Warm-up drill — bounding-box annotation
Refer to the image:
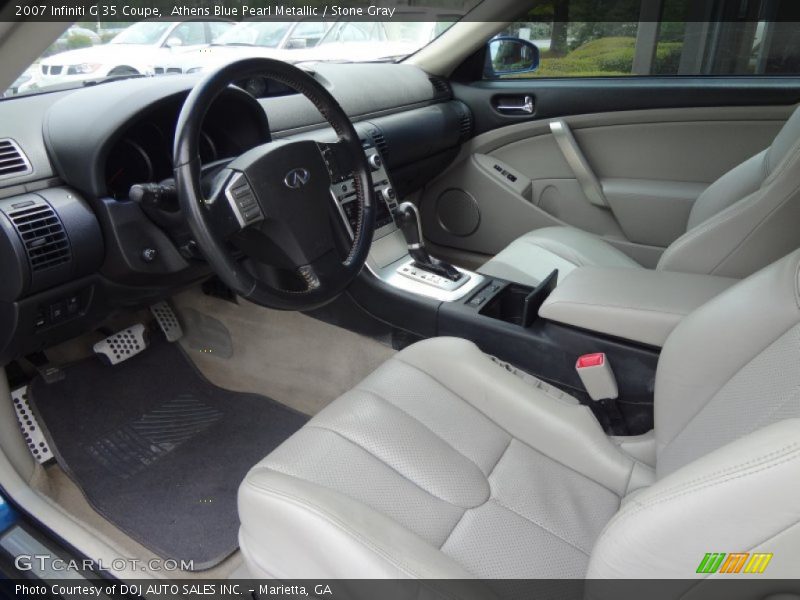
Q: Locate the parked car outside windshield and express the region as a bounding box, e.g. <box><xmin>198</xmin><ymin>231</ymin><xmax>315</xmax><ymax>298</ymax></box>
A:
<box><xmin>11</xmin><ymin>19</ymin><xmax>233</xmax><ymax>96</ymax></box>
<box><xmin>152</xmin><ymin>21</ymin><xmax>331</xmax><ymax>75</ymax></box>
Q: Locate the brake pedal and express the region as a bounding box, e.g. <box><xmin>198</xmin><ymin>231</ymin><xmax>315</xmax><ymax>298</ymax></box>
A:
<box><xmin>11</xmin><ymin>386</ymin><xmax>53</xmax><ymax>464</ymax></box>
<box><xmin>93</xmin><ymin>324</ymin><xmax>149</xmax><ymax>365</ymax></box>
<box><xmin>150</xmin><ymin>301</ymin><xmax>183</xmax><ymax>342</ymax></box>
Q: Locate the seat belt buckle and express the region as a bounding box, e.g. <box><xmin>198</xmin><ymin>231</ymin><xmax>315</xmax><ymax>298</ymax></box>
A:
<box><xmin>575</xmin><ymin>353</ymin><xmax>618</xmax><ymax>401</ymax></box>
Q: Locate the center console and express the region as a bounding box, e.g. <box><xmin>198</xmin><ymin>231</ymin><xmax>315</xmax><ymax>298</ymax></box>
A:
<box><xmin>330</xmin><ymin>144</ymin><xmax>399</xmax><ymax>241</ymax></box>
<box><xmin>537</xmin><ymin>267</ymin><xmax>738</xmax><ymax>348</ymax></box>
<box><xmin>331</xmin><ymin>142</ymin><xmax>487</xmax><ymax>302</ymax></box>
<box><xmin>330</xmin><ymin>143</ymin><xmax>734</xmax><ymax>437</ymax></box>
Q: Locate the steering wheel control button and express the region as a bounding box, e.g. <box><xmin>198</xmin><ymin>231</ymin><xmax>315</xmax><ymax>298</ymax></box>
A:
<box><xmin>225</xmin><ymin>172</ymin><xmax>263</xmax><ymax>229</ymax></box>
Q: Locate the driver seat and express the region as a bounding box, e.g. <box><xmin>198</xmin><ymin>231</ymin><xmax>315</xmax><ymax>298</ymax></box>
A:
<box><xmin>238</xmin><ymin>250</ymin><xmax>800</xmax><ymax>583</ymax></box>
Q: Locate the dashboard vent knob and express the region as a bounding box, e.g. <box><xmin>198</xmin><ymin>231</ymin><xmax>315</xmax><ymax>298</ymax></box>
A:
<box><xmin>0</xmin><ymin>138</ymin><xmax>33</xmax><ymax>181</ymax></box>
<box><xmin>7</xmin><ymin>202</ymin><xmax>71</xmax><ymax>272</ymax></box>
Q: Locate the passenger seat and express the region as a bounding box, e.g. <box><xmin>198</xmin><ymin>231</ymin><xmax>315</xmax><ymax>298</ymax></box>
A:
<box><xmin>479</xmin><ymin>105</ymin><xmax>800</xmax><ymax>286</ymax></box>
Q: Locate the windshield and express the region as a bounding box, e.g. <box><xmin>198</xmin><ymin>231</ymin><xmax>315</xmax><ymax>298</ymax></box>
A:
<box><xmin>319</xmin><ymin>21</ymin><xmax>436</xmax><ymax>45</ymax></box>
<box><xmin>215</xmin><ymin>22</ymin><xmax>291</xmax><ymax>48</ymax></box>
<box><xmin>110</xmin><ymin>21</ymin><xmax>171</xmax><ymax>45</ymax></box>
<box><xmin>2</xmin><ymin>11</ymin><xmax>466</xmax><ymax>99</ymax></box>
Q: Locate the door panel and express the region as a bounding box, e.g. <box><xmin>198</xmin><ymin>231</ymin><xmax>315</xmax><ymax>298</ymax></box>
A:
<box><xmin>420</xmin><ymin>103</ymin><xmax>793</xmax><ymax>261</ymax></box>
<box><xmin>456</xmin><ymin>78</ymin><xmax>800</xmax><ymax>136</ymax></box>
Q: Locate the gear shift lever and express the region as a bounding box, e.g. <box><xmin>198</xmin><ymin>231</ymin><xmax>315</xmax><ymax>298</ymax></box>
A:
<box><xmin>395</xmin><ymin>202</ymin><xmax>463</xmax><ymax>282</ymax></box>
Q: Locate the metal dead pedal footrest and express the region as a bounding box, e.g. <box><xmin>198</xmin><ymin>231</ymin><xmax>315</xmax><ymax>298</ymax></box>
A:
<box><xmin>150</xmin><ymin>300</ymin><xmax>183</xmax><ymax>342</ymax></box>
<box><xmin>11</xmin><ymin>386</ymin><xmax>53</xmax><ymax>464</ymax></box>
<box><xmin>93</xmin><ymin>323</ymin><xmax>149</xmax><ymax>366</ymax></box>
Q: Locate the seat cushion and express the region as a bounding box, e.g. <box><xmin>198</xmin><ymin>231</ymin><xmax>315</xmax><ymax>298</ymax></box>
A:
<box><xmin>478</xmin><ymin>226</ymin><xmax>642</xmax><ymax>287</ymax></box>
<box><xmin>238</xmin><ymin>338</ymin><xmax>637</xmax><ymax>580</ymax></box>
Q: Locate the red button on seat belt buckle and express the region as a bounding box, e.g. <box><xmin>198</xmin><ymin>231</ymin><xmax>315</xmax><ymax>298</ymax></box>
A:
<box><xmin>576</xmin><ymin>353</ymin><xmax>618</xmax><ymax>401</ymax></box>
<box><xmin>577</xmin><ymin>353</ymin><xmax>605</xmax><ymax>368</ymax></box>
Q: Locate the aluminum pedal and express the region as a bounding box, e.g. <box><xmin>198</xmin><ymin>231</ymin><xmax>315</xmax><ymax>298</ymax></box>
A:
<box><xmin>150</xmin><ymin>300</ymin><xmax>183</xmax><ymax>342</ymax></box>
<box><xmin>93</xmin><ymin>324</ymin><xmax>149</xmax><ymax>365</ymax></box>
<box><xmin>11</xmin><ymin>386</ymin><xmax>53</xmax><ymax>464</ymax></box>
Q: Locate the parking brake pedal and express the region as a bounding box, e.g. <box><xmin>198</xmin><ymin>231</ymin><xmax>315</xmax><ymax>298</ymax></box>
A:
<box><xmin>93</xmin><ymin>324</ymin><xmax>149</xmax><ymax>366</ymax></box>
<box><xmin>150</xmin><ymin>300</ymin><xmax>183</xmax><ymax>342</ymax></box>
<box><xmin>11</xmin><ymin>387</ymin><xmax>53</xmax><ymax>464</ymax></box>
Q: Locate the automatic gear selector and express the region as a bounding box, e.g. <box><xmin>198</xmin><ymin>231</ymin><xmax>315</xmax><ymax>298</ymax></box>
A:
<box><xmin>395</xmin><ymin>202</ymin><xmax>464</xmax><ymax>283</ymax></box>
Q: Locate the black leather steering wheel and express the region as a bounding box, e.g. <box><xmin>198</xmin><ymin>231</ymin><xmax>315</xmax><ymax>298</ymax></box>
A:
<box><xmin>174</xmin><ymin>58</ymin><xmax>375</xmax><ymax>310</ymax></box>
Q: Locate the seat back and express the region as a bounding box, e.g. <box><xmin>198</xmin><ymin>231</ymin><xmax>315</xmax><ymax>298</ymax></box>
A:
<box><xmin>587</xmin><ymin>249</ymin><xmax>800</xmax><ymax>581</ymax></box>
<box><xmin>656</xmin><ymin>106</ymin><xmax>800</xmax><ymax>278</ymax></box>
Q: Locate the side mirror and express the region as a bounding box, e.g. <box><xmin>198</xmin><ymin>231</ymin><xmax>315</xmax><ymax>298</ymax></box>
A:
<box><xmin>285</xmin><ymin>37</ymin><xmax>308</xmax><ymax>50</ymax></box>
<box><xmin>485</xmin><ymin>37</ymin><xmax>540</xmax><ymax>78</ymax></box>
<box><xmin>166</xmin><ymin>37</ymin><xmax>183</xmax><ymax>48</ymax></box>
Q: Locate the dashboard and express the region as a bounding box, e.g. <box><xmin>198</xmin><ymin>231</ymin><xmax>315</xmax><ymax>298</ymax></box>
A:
<box><xmin>0</xmin><ymin>62</ymin><xmax>472</xmax><ymax>364</ymax></box>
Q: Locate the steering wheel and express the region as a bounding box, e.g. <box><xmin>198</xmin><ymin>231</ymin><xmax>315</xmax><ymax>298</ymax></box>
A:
<box><xmin>173</xmin><ymin>58</ymin><xmax>376</xmax><ymax>310</ymax></box>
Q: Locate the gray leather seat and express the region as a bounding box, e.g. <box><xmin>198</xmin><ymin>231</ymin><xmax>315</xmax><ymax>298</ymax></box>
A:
<box><xmin>479</xmin><ymin>106</ymin><xmax>800</xmax><ymax>286</ymax></box>
<box><xmin>239</xmin><ymin>251</ymin><xmax>800</xmax><ymax>585</ymax></box>
<box><xmin>238</xmin><ymin>249</ymin><xmax>800</xmax><ymax>583</ymax></box>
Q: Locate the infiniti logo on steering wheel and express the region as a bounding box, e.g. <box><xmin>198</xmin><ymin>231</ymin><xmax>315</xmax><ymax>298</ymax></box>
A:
<box><xmin>284</xmin><ymin>168</ymin><xmax>311</xmax><ymax>190</ymax></box>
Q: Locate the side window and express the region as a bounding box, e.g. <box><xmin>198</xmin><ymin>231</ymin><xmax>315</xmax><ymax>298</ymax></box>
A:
<box><xmin>336</xmin><ymin>23</ymin><xmax>381</xmax><ymax>43</ymax></box>
<box><xmin>292</xmin><ymin>22</ymin><xmax>328</xmax><ymax>46</ymax></box>
<box><xmin>169</xmin><ymin>22</ymin><xmax>206</xmax><ymax>47</ymax></box>
<box><xmin>209</xmin><ymin>22</ymin><xmax>234</xmax><ymax>42</ymax></box>
<box><xmin>489</xmin><ymin>0</ymin><xmax>800</xmax><ymax>78</ymax></box>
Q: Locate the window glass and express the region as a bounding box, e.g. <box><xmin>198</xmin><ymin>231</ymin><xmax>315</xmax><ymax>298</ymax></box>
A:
<box><xmin>492</xmin><ymin>0</ymin><xmax>800</xmax><ymax>78</ymax></box>
<box><xmin>215</xmin><ymin>22</ymin><xmax>292</xmax><ymax>47</ymax></box>
<box><xmin>170</xmin><ymin>22</ymin><xmax>206</xmax><ymax>46</ymax></box>
<box><xmin>209</xmin><ymin>22</ymin><xmax>234</xmax><ymax>42</ymax></box>
<box><xmin>294</xmin><ymin>22</ymin><xmax>327</xmax><ymax>38</ymax></box>
<box><xmin>110</xmin><ymin>21</ymin><xmax>171</xmax><ymax>45</ymax></box>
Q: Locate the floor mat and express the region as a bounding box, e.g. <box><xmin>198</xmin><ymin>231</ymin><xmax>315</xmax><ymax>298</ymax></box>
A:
<box><xmin>28</xmin><ymin>337</ymin><xmax>308</xmax><ymax>570</ymax></box>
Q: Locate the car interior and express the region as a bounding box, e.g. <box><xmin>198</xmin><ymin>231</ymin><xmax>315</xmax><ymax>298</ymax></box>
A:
<box><xmin>1</xmin><ymin>0</ymin><xmax>800</xmax><ymax>593</ymax></box>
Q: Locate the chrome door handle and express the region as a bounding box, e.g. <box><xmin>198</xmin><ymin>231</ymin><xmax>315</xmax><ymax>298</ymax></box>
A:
<box><xmin>495</xmin><ymin>95</ymin><xmax>534</xmax><ymax>114</ymax></box>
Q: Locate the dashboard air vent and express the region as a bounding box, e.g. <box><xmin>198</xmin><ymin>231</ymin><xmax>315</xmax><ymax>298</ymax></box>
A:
<box><xmin>460</xmin><ymin>111</ymin><xmax>474</xmax><ymax>140</ymax></box>
<box><xmin>456</xmin><ymin>102</ymin><xmax>474</xmax><ymax>141</ymax></box>
<box><xmin>8</xmin><ymin>203</ymin><xmax>71</xmax><ymax>272</ymax></box>
<box><xmin>429</xmin><ymin>76</ymin><xmax>452</xmax><ymax>100</ymax></box>
<box><xmin>0</xmin><ymin>138</ymin><xmax>33</xmax><ymax>180</ymax></box>
<box><xmin>370</xmin><ymin>128</ymin><xmax>389</xmax><ymax>160</ymax></box>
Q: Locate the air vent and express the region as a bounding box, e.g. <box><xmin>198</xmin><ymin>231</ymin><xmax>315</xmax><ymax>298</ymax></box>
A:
<box><xmin>429</xmin><ymin>76</ymin><xmax>452</xmax><ymax>100</ymax></box>
<box><xmin>370</xmin><ymin>128</ymin><xmax>389</xmax><ymax>160</ymax></box>
<box><xmin>0</xmin><ymin>138</ymin><xmax>33</xmax><ymax>181</ymax></box>
<box><xmin>459</xmin><ymin>111</ymin><xmax>474</xmax><ymax>140</ymax></box>
<box><xmin>8</xmin><ymin>203</ymin><xmax>71</xmax><ymax>272</ymax></box>
<box><xmin>455</xmin><ymin>102</ymin><xmax>474</xmax><ymax>141</ymax></box>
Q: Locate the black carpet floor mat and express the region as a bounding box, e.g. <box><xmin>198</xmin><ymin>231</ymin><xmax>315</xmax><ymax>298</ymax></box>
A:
<box><xmin>29</xmin><ymin>338</ymin><xmax>308</xmax><ymax>570</ymax></box>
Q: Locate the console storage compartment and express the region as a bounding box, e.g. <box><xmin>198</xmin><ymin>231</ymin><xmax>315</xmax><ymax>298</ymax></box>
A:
<box><xmin>479</xmin><ymin>270</ymin><xmax>558</xmax><ymax>327</ymax></box>
<box><xmin>538</xmin><ymin>267</ymin><xmax>738</xmax><ymax>347</ymax></box>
